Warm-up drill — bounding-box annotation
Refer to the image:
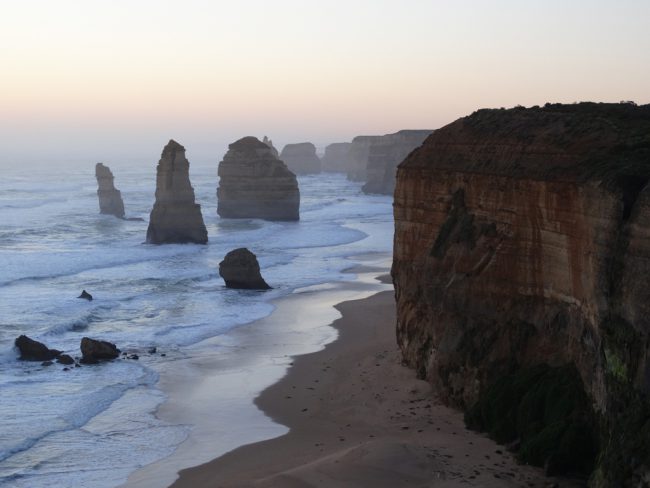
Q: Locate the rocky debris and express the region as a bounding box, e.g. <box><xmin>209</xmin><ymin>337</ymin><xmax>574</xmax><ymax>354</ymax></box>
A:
<box><xmin>15</xmin><ymin>335</ymin><xmax>61</xmax><ymax>361</ymax></box>
<box><xmin>146</xmin><ymin>140</ymin><xmax>208</xmax><ymax>244</ymax></box>
<box><xmin>262</xmin><ymin>136</ymin><xmax>279</xmax><ymax>158</ymax></box>
<box><xmin>219</xmin><ymin>248</ymin><xmax>271</xmax><ymax>290</ymax></box>
<box><xmin>392</xmin><ymin>102</ymin><xmax>650</xmax><ymax>482</ymax></box>
<box><xmin>78</xmin><ymin>290</ymin><xmax>93</xmax><ymax>301</ymax></box>
<box><xmin>56</xmin><ymin>354</ymin><xmax>75</xmax><ymax>365</ymax></box>
<box><xmin>321</xmin><ymin>143</ymin><xmax>352</xmax><ymax>173</ymax></box>
<box><xmin>279</xmin><ymin>142</ymin><xmax>321</xmax><ymax>175</ymax></box>
<box><xmin>95</xmin><ymin>163</ymin><xmax>125</xmax><ymax>218</ymax></box>
<box><xmin>80</xmin><ymin>337</ymin><xmax>120</xmax><ymax>364</ymax></box>
<box><xmin>217</xmin><ymin>136</ymin><xmax>300</xmax><ymax>221</ymax></box>
<box><xmin>362</xmin><ymin>130</ymin><xmax>432</xmax><ymax>195</ymax></box>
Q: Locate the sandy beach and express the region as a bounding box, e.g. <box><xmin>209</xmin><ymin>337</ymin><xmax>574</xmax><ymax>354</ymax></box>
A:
<box><xmin>168</xmin><ymin>273</ymin><xmax>581</xmax><ymax>488</ymax></box>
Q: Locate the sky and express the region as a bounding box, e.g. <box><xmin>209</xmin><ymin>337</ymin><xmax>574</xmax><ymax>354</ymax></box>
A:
<box><xmin>1</xmin><ymin>0</ymin><xmax>649</xmax><ymax>167</ymax></box>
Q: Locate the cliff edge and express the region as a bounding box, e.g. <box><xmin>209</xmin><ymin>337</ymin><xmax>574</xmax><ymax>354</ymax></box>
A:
<box><xmin>392</xmin><ymin>102</ymin><xmax>650</xmax><ymax>484</ymax></box>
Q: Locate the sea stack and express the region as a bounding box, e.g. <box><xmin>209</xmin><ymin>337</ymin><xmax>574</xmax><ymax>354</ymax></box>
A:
<box><xmin>146</xmin><ymin>140</ymin><xmax>208</xmax><ymax>244</ymax></box>
<box><xmin>262</xmin><ymin>136</ymin><xmax>279</xmax><ymax>158</ymax></box>
<box><xmin>279</xmin><ymin>142</ymin><xmax>321</xmax><ymax>175</ymax></box>
<box><xmin>219</xmin><ymin>248</ymin><xmax>271</xmax><ymax>290</ymax></box>
<box><xmin>392</xmin><ymin>102</ymin><xmax>650</xmax><ymax>482</ymax></box>
<box><xmin>95</xmin><ymin>163</ymin><xmax>125</xmax><ymax>218</ymax></box>
<box><xmin>321</xmin><ymin>143</ymin><xmax>352</xmax><ymax>173</ymax></box>
<box><xmin>217</xmin><ymin>136</ymin><xmax>300</xmax><ymax>221</ymax></box>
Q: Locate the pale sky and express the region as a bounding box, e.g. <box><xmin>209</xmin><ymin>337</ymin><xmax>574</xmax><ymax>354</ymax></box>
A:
<box><xmin>1</xmin><ymin>0</ymin><xmax>649</xmax><ymax>166</ymax></box>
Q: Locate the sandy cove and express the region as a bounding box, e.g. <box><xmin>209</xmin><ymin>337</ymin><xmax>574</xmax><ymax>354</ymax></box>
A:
<box><xmin>169</xmin><ymin>274</ymin><xmax>581</xmax><ymax>488</ymax></box>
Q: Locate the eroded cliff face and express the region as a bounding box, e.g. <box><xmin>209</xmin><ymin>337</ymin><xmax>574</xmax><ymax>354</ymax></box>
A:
<box><xmin>392</xmin><ymin>103</ymin><xmax>650</xmax><ymax>484</ymax></box>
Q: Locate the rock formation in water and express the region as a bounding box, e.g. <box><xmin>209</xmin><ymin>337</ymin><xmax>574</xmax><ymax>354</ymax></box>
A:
<box><xmin>217</xmin><ymin>136</ymin><xmax>300</xmax><ymax>221</ymax></box>
<box><xmin>347</xmin><ymin>136</ymin><xmax>380</xmax><ymax>182</ymax></box>
<box><xmin>219</xmin><ymin>248</ymin><xmax>271</xmax><ymax>290</ymax></box>
<box><xmin>15</xmin><ymin>335</ymin><xmax>62</xmax><ymax>361</ymax></box>
<box><xmin>95</xmin><ymin>163</ymin><xmax>125</xmax><ymax>218</ymax></box>
<box><xmin>321</xmin><ymin>143</ymin><xmax>352</xmax><ymax>173</ymax></box>
<box><xmin>279</xmin><ymin>142</ymin><xmax>321</xmax><ymax>175</ymax></box>
<box><xmin>392</xmin><ymin>102</ymin><xmax>650</xmax><ymax>483</ymax></box>
<box><xmin>146</xmin><ymin>140</ymin><xmax>208</xmax><ymax>244</ymax></box>
<box><xmin>262</xmin><ymin>136</ymin><xmax>279</xmax><ymax>158</ymax></box>
<box><xmin>77</xmin><ymin>290</ymin><xmax>93</xmax><ymax>301</ymax></box>
<box><xmin>362</xmin><ymin>130</ymin><xmax>432</xmax><ymax>195</ymax></box>
<box><xmin>80</xmin><ymin>337</ymin><xmax>120</xmax><ymax>364</ymax></box>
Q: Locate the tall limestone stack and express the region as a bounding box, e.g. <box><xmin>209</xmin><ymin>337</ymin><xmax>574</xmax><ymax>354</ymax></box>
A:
<box><xmin>95</xmin><ymin>163</ymin><xmax>125</xmax><ymax>218</ymax></box>
<box><xmin>321</xmin><ymin>142</ymin><xmax>352</xmax><ymax>173</ymax></box>
<box><xmin>262</xmin><ymin>136</ymin><xmax>279</xmax><ymax>158</ymax></box>
<box><xmin>217</xmin><ymin>136</ymin><xmax>300</xmax><ymax>221</ymax></box>
<box><xmin>279</xmin><ymin>142</ymin><xmax>321</xmax><ymax>175</ymax></box>
<box><xmin>392</xmin><ymin>102</ymin><xmax>650</xmax><ymax>483</ymax></box>
<box><xmin>362</xmin><ymin>129</ymin><xmax>432</xmax><ymax>195</ymax></box>
<box><xmin>347</xmin><ymin>135</ymin><xmax>380</xmax><ymax>181</ymax></box>
<box><xmin>146</xmin><ymin>140</ymin><xmax>208</xmax><ymax>244</ymax></box>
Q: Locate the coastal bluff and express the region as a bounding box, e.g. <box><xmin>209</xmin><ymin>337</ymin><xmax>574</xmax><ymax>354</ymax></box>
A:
<box><xmin>146</xmin><ymin>140</ymin><xmax>207</xmax><ymax>244</ymax></box>
<box><xmin>392</xmin><ymin>102</ymin><xmax>650</xmax><ymax>484</ymax></box>
<box><xmin>95</xmin><ymin>163</ymin><xmax>125</xmax><ymax>218</ymax></box>
<box><xmin>217</xmin><ymin>136</ymin><xmax>300</xmax><ymax>221</ymax></box>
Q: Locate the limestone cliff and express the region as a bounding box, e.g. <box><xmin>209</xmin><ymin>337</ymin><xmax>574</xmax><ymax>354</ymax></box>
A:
<box><xmin>95</xmin><ymin>163</ymin><xmax>125</xmax><ymax>218</ymax></box>
<box><xmin>362</xmin><ymin>129</ymin><xmax>432</xmax><ymax>195</ymax></box>
<box><xmin>321</xmin><ymin>143</ymin><xmax>352</xmax><ymax>173</ymax></box>
<box><xmin>347</xmin><ymin>136</ymin><xmax>379</xmax><ymax>181</ymax></box>
<box><xmin>392</xmin><ymin>103</ymin><xmax>650</xmax><ymax>484</ymax></box>
<box><xmin>217</xmin><ymin>137</ymin><xmax>300</xmax><ymax>221</ymax></box>
<box><xmin>279</xmin><ymin>142</ymin><xmax>321</xmax><ymax>175</ymax></box>
<box><xmin>146</xmin><ymin>140</ymin><xmax>208</xmax><ymax>244</ymax></box>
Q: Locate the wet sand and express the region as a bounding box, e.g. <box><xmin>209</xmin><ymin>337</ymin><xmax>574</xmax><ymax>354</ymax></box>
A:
<box><xmin>170</xmin><ymin>283</ymin><xmax>579</xmax><ymax>487</ymax></box>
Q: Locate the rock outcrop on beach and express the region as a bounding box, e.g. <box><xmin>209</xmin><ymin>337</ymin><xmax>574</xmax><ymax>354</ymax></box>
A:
<box><xmin>217</xmin><ymin>136</ymin><xmax>300</xmax><ymax>221</ymax></box>
<box><xmin>362</xmin><ymin>130</ymin><xmax>432</xmax><ymax>195</ymax></box>
<box><xmin>321</xmin><ymin>143</ymin><xmax>352</xmax><ymax>173</ymax></box>
<box><xmin>15</xmin><ymin>335</ymin><xmax>61</xmax><ymax>361</ymax></box>
<box><xmin>95</xmin><ymin>163</ymin><xmax>125</xmax><ymax>218</ymax></box>
<box><xmin>146</xmin><ymin>140</ymin><xmax>208</xmax><ymax>244</ymax></box>
<box><xmin>392</xmin><ymin>102</ymin><xmax>650</xmax><ymax>483</ymax></box>
<box><xmin>262</xmin><ymin>136</ymin><xmax>279</xmax><ymax>158</ymax></box>
<box><xmin>219</xmin><ymin>248</ymin><xmax>271</xmax><ymax>290</ymax></box>
<box><xmin>279</xmin><ymin>143</ymin><xmax>321</xmax><ymax>175</ymax></box>
<box><xmin>80</xmin><ymin>337</ymin><xmax>120</xmax><ymax>364</ymax></box>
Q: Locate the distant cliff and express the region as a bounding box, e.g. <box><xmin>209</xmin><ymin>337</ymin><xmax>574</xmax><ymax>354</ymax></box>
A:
<box><xmin>392</xmin><ymin>103</ymin><xmax>650</xmax><ymax>484</ymax></box>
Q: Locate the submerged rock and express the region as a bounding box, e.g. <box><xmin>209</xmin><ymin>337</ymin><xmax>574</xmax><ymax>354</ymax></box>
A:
<box><xmin>279</xmin><ymin>142</ymin><xmax>321</xmax><ymax>175</ymax></box>
<box><xmin>219</xmin><ymin>248</ymin><xmax>271</xmax><ymax>290</ymax></box>
<box><xmin>95</xmin><ymin>163</ymin><xmax>125</xmax><ymax>218</ymax></box>
<box><xmin>15</xmin><ymin>335</ymin><xmax>61</xmax><ymax>361</ymax></box>
<box><xmin>80</xmin><ymin>337</ymin><xmax>120</xmax><ymax>364</ymax></box>
<box><xmin>217</xmin><ymin>136</ymin><xmax>300</xmax><ymax>221</ymax></box>
<box><xmin>78</xmin><ymin>290</ymin><xmax>93</xmax><ymax>301</ymax></box>
<box><xmin>146</xmin><ymin>140</ymin><xmax>208</xmax><ymax>244</ymax></box>
<box><xmin>56</xmin><ymin>354</ymin><xmax>75</xmax><ymax>365</ymax></box>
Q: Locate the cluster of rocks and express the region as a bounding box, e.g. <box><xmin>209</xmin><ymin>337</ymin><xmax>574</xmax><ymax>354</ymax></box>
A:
<box><xmin>217</xmin><ymin>137</ymin><xmax>300</xmax><ymax>221</ymax></box>
<box><xmin>14</xmin><ymin>335</ymin><xmax>120</xmax><ymax>367</ymax></box>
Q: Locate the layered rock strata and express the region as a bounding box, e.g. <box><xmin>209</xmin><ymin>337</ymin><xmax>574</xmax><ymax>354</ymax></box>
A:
<box><xmin>362</xmin><ymin>129</ymin><xmax>432</xmax><ymax>195</ymax></box>
<box><xmin>95</xmin><ymin>163</ymin><xmax>125</xmax><ymax>218</ymax></box>
<box><xmin>146</xmin><ymin>140</ymin><xmax>208</xmax><ymax>244</ymax></box>
<box><xmin>219</xmin><ymin>248</ymin><xmax>271</xmax><ymax>290</ymax></box>
<box><xmin>217</xmin><ymin>137</ymin><xmax>300</xmax><ymax>221</ymax></box>
<box><xmin>321</xmin><ymin>142</ymin><xmax>352</xmax><ymax>173</ymax></box>
<box><xmin>392</xmin><ymin>102</ymin><xmax>650</xmax><ymax>484</ymax></box>
<box><xmin>279</xmin><ymin>142</ymin><xmax>321</xmax><ymax>175</ymax></box>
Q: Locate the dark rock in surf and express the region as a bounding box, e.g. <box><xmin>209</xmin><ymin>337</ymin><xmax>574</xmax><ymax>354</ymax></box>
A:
<box><xmin>15</xmin><ymin>335</ymin><xmax>62</xmax><ymax>361</ymax></box>
<box><xmin>95</xmin><ymin>163</ymin><xmax>126</xmax><ymax>218</ymax></box>
<box><xmin>78</xmin><ymin>290</ymin><xmax>93</xmax><ymax>301</ymax></box>
<box><xmin>219</xmin><ymin>248</ymin><xmax>271</xmax><ymax>290</ymax></box>
<box><xmin>41</xmin><ymin>361</ymin><xmax>53</xmax><ymax>366</ymax></box>
<box><xmin>80</xmin><ymin>337</ymin><xmax>120</xmax><ymax>364</ymax></box>
<box><xmin>57</xmin><ymin>354</ymin><xmax>75</xmax><ymax>365</ymax></box>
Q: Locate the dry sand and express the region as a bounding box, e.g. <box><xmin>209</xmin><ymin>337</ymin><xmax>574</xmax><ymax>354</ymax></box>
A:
<box><xmin>171</xmin><ymin>281</ymin><xmax>581</xmax><ymax>488</ymax></box>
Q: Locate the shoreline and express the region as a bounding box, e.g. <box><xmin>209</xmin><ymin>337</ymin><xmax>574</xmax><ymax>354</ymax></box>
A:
<box><xmin>169</xmin><ymin>279</ymin><xmax>580</xmax><ymax>487</ymax></box>
<box><xmin>122</xmin><ymin>254</ymin><xmax>393</xmax><ymax>488</ymax></box>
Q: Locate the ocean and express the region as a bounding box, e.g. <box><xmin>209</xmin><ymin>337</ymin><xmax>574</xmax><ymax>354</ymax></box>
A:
<box><xmin>0</xmin><ymin>163</ymin><xmax>394</xmax><ymax>487</ymax></box>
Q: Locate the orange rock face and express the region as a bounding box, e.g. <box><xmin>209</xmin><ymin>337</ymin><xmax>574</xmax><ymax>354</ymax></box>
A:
<box><xmin>392</xmin><ymin>103</ymin><xmax>650</xmax><ymax>483</ymax></box>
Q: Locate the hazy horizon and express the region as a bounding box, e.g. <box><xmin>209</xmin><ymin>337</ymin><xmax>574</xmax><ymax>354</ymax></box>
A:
<box><xmin>2</xmin><ymin>0</ymin><xmax>650</xmax><ymax>167</ymax></box>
